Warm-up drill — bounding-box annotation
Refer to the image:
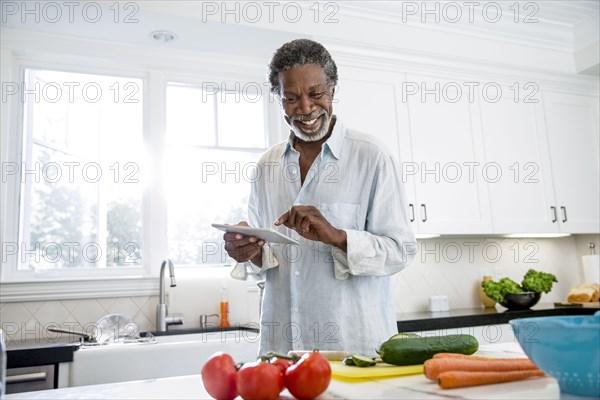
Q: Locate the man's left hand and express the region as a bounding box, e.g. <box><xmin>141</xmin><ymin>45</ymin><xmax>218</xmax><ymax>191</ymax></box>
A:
<box><xmin>274</xmin><ymin>205</ymin><xmax>347</xmax><ymax>251</ymax></box>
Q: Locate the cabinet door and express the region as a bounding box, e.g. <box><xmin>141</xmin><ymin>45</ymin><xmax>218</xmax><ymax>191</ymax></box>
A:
<box><xmin>478</xmin><ymin>92</ymin><xmax>558</xmax><ymax>233</ymax></box>
<box><xmin>334</xmin><ymin>66</ymin><xmax>418</xmax><ymax>230</ymax></box>
<box><xmin>542</xmin><ymin>92</ymin><xmax>600</xmax><ymax>233</ymax></box>
<box><xmin>405</xmin><ymin>74</ymin><xmax>492</xmax><ymax>234</ymax></box>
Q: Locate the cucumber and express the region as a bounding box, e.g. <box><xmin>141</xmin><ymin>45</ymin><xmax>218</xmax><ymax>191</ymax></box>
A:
<box><xmin>352</xmin><ymin>355</ymin><xmax>376</xmax><ymax>368</ymax></box>
<box><xmin>343</xmin><ymin>355</ymin><xmax>377</xmax><ymax>367</ymax></box>
<box><xmin>342</xmin><ymin>356</ymin><xmax>355</xmax><ymax>366</ymax></box>
<box><xmin>377</xmin><ymin>334</ymin><xmax>479</xmax><ymax>366</ymax></box>
<box><xmin>388</xmin><ymin>332</ymin><xmax>420</xmax><ymax>340</ymax></box>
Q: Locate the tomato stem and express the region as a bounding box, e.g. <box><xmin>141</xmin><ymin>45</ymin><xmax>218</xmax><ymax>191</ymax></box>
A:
<box><xmin>260</xmin><ymin>351</ymin><xmax>300</xmax><ymax>363</ymax></box>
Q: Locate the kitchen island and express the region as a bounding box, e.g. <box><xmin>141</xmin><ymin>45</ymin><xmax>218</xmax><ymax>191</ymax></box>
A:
<box><xmin>6</xmin><ymin>343</ymin><xmax>597</xmax><ymax>400</ymax></box>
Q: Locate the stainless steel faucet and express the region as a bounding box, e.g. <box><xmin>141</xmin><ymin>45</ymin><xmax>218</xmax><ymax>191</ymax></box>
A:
<box><xmin>156</xmin><ymin>258</ymin><xmax>184</xmax><ymax>332</ymax></box>
<box><xmin>257</xmin><ymin>280</ymin><xmax>265</xmax><ymax>317</ymax></box>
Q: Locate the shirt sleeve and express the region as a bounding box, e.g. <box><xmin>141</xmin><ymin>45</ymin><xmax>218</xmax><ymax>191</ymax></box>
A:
<box><xmin>248</xmin><ymin>165</ymin><xmax>280</xmax><ymax>273</ymax></box>
<box><xmin>332</xmin><ymin>152</ymin><xmax>416</xmax><ymax>280</ymax></box>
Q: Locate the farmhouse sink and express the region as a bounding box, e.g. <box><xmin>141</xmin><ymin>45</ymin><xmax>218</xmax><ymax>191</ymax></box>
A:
<box><xmin>69</xmin><ymin>328</ymin><xmax>259</xmax><ymax>387</ymax></box>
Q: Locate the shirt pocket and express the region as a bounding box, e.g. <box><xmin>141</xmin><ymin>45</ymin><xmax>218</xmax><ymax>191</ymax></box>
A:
<box><xmin>317</xmin><ymin>203</ymin><xmax>360</xmax><ymax>230</ymax></box>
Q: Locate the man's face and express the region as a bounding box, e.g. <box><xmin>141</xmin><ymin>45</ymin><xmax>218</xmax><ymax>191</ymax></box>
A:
<box><xmin>278</xmin><ymin>64</ymin><xmax>334</xmax><ymax>142</ymax></box>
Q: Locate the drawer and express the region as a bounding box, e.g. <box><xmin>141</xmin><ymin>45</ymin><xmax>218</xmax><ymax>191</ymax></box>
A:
<box><xmin>6</xmin><ymin>365</ymin><xmax>55</xmax><ymax>394</ymax></box>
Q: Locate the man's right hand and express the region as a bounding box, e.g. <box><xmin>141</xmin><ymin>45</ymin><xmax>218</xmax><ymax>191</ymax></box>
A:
<box><xmin>223</xmin><ymin>221</ymin><xmax>264</xmax><ymax>267</ymax></box>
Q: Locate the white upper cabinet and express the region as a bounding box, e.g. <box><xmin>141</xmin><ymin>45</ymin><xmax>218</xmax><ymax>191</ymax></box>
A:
<box><xmin>334</xmin><ymin>65</ymin><xmax>417</xmax><ymax>228</ymax></box>
<box><xmin>402</xmin><ymin>74</ymin><xmax>492</xmax><ymax>234</ymax></box>
<box><xmin>541</xmin><ymin>91</ymin><xmax>600</xmax><ymax>233</ymax></box>
<box><xmin>477</xmin><ymin>90</ymin><xmax>558</xmax><ymax>233</ymax></box>
<box><xmin>333</xmin><ymin>62</ymin><xmax>598</xmax><ymax>236</ymax></box>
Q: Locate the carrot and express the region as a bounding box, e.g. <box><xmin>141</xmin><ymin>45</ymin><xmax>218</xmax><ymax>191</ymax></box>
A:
<box><xmin>433</xmin><ymin>353</ymin><xmax>535</xmax><ymax>362</ymax></box>
<box><xmin>438</xmin><ymin>369</ymin><xmax>545</xmax><ymax>389</ymax></box>
<box><xmin>433</xmin><ymin>353</ymin><xmax>493</xmax><ymax>360</ymax></box>
<box><xmin>424</xmin><ymin>357</ymin><xmax>539</xmax><ymax>380</ymax></box>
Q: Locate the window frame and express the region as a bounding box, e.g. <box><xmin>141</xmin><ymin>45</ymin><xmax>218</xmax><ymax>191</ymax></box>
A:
<box><xmin>0</xmin><ymin>49</ymin><xmax>286</xmax><ymax>301</ymax></box>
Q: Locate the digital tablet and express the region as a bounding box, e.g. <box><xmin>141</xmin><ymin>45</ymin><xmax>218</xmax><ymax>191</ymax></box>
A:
<box><xmin>212</xmin><ymin>224</ymin><xmax>300</xmax><ymax>245</ymax></box>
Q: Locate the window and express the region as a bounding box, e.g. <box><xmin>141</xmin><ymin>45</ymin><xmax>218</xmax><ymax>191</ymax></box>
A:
<box><xmin>17</xmin><ymin>68</ymin><xmax>144</xmax><ymax>272</ymax></box>
<box><xmin>3</xmin><ymin>64</ymin><xmax>274</xmax><ymax>288</ymax></box>
<box><xmin>165</xmin><ymin>83</ymin><xmax>267</xmax><ymax>265</ymax></box>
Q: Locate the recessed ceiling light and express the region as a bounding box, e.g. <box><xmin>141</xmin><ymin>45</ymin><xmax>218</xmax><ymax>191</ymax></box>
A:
<box><xmin>151</xmin><ymin>30</ymin><xmax>177</xmax><ymax>43</ymax></box>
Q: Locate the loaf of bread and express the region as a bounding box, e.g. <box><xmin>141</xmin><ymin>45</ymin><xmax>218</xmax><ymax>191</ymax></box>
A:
<box><xmin>567</xmin><ymin>283</ymin><xmax>600</xmax><ymax>303</ymax></box>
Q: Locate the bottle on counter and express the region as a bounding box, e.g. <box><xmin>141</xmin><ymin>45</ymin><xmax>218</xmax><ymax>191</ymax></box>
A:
<box><xmin>219</xmin><ymin>283</ymin><xmax>230</xmax><ymax>328</ymax></box>
<box><xmin>479</xmin><ymin>275</ymin><xmax>497</xmax><ymax>308</ymax></box>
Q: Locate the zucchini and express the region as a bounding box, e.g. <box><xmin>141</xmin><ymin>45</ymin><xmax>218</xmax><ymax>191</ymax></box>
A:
<box><xmin>377</xmin><ymin>334</ymin><xmax>478</xmax><ymax>366</ymax></box>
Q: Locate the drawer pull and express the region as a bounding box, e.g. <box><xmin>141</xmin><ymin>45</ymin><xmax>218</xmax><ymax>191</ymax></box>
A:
<box><xmin>6</xmin><ymin>372</ymin><xmax>47</xmax><ymax>384</ymax></box>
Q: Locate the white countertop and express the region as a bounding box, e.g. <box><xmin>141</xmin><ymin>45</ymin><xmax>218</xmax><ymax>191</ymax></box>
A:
<box><xmin>7</xmin><ymin>343</ymin><xmax>596</xmax><ymax>400</ymax></box>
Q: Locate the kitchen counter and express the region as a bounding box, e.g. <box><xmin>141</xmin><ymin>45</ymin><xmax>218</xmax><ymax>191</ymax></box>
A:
<box><xmin>4</xmin><ymin>326</ymin><xmax>258</xmax><ymax>369</ymax></box>
<box><xmin>6</xmin><ymin>343</ymin><xmax>596</xmax><ymax>400</ymax></box>
<box><xmin>8</xmin><ymin>305</ymin><xmax>597</xmax><ymax>371</ymax></box>
<box><xmin>5</xmin><ymin>339</ymin><xmax>79</xmax><ymax>369</ymax></box>
<box><xmin>396</xmin><ymin>303</ymin><xmax>600</xmax><ymax>332</ymax></box>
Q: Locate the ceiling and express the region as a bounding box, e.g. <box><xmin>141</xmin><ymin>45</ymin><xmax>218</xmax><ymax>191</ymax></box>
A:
<box><xmin>1</xmin><ymin>1</ymin><xmax>598</xmax><ymax>75</ymax></box>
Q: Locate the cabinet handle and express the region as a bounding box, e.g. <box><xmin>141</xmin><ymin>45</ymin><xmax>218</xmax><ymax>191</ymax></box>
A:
<box><xmin>409</xmin><ymin>204</ymin><xmax>415</xmax><ymax>222</ymax></box>
<box><xmin>551</xmin><ymin>206</ymin><xmax>557</xmax><ymax>223</ymax></box>
<box><xmin>6</xmin><ymin>371</ymin><xmax>47</xmax><ymax>384</ymax></box>
<box><xmin>561</xmin><ymin>206</ymin><xmax>567</xmax><ymax>223</ymax></box>
<box><xmin>421</xmin><ymin>204</ymin><xmax>427</xmax><ymax>222</ymax></box>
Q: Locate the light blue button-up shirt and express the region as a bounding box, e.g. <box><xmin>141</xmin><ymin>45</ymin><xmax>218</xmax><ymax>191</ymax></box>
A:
<box><xmin>249</xmin><ymin>118</ymin><xmax>416</xmax><ymax>356</ymax></box>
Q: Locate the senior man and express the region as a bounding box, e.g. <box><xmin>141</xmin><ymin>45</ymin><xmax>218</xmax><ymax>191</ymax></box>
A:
<box><xmin>224</xmin><ymin>39</ymin><xmax>415</xmax><ymax>356</ymax></box>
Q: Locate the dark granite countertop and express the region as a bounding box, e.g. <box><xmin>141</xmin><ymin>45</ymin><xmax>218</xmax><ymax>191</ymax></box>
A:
<box><xmin>396</xmin><ymin>303</ymin><xmax>600</xmax><ymax>332</ymax></box>
<box><xmin>6</xmin><ymin>339</ymin><xmax>80</xmax><ymax>369</ymax></box>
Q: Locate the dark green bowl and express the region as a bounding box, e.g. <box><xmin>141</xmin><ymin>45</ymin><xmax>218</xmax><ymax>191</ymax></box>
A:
<box><xmin>499</xmin><ymin>292</ymin><xmax>541</xmax><ymax>310</ymax></box>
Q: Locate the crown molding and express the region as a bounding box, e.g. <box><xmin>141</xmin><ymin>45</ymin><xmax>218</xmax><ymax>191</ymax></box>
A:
<box><xmin>320</xmin><ymin>36</ymin><xmax>599</xmax><ymax>96</ymax></box>
<box><xmin>337</xmin><ymin>3</ymin><xmax>575</xmax><ymax>52</ymax></box>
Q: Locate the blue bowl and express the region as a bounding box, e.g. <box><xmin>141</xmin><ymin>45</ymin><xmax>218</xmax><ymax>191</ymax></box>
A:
<box><xmin>510</xmin><ymin>312</ymin><xmax>600</xmax><ymax>397</ymax></box>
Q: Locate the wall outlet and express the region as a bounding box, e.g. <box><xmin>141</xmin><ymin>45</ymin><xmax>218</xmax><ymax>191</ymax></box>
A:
<box><xmin>479</xmin><ymin>267</ymin><xmax>493</xmax><ymax>280</ymax></box>
<box><xmin>493</xmin><ymin>268</ymin><xmax>505</xmax><ymax>281</ymax></box>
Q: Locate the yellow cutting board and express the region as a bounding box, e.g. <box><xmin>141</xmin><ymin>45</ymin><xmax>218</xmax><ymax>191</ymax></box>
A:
<box><xmin>330</xmin><ymin>361</ymin><xmax>423</xmax><ymax>380</ymax></box>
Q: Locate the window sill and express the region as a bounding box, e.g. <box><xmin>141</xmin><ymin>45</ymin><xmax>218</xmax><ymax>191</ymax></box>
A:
<box><xmin>0</xmin><ymin>276</ymin><xmax>159</xmax><ymax>303</ymax></box>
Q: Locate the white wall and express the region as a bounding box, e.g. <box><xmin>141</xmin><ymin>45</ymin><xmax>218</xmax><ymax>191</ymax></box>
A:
<box><xmin>2</xmin><ymin>234</ymin><xmax>598</xmax><ymax>344</ymax></box>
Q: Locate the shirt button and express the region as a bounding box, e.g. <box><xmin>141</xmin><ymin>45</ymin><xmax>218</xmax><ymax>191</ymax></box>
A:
<box><xmin>291</xmin><ymin>169</ymin><xmax>297</xmax><ymax>175</ymax></box>
<box><xmin>294</xmin><ymin>271</ymin><xmax>299</xmax><ymax>276</ymax></box>
<box><xmin>294</xmin><ymin>307</ymin><xmax>299</xmax><ymax>313</ymax></box>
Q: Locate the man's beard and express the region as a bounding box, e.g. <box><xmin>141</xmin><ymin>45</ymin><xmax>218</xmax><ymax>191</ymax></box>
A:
<box><xmin>290</xmin><ymin>111</ymin><xmax>331</xmax><ymax>142</ymax></box>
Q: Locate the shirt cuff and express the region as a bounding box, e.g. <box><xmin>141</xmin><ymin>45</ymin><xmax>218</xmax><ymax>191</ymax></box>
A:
<box><xmin>249</xmin><ymin>244</ymin><xmax>279</xmax><ymax>274</ymax></box>
<box><xmin>332</xmin><ymin>230</ymin><xmax>377</xmax><ymax>280</ymax></box>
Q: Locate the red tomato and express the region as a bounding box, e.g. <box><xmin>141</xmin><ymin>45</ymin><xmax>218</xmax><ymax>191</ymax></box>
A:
<box><xmin>236</xmin><ymin>361</ymin><xmax>283</xmax><ymax>400</ymax></box>
<box><xmin>270</xmin><ymin>357</ymin><xmax>293</xmax><ymax>373</ymax></box>
<box><xmin>201</xmin><ymin>352</ymin><xmax>238</xmax><ymax>400</ymax></box>
<box><xmin>270</xmin><ymin>357</ymin><xmax>293</xmax><ymax>392</ymax></box>
<box><xmin>284</xmin><ymin>352</ymin><xmax>331</xmax><ymax>400</ymax></box>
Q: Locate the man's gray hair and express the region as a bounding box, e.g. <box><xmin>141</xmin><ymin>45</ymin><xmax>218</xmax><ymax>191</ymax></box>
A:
<box><xmin>267</xmin><ymin>39</ymin><xmax>338</xmax><ymax>96</ymax></box>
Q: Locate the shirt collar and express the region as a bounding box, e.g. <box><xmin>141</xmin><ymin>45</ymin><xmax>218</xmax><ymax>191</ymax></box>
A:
<box><xmin>282</xmin><ymin>115</ymin><xmax>344</xmax><ymax>160</ymax></box>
